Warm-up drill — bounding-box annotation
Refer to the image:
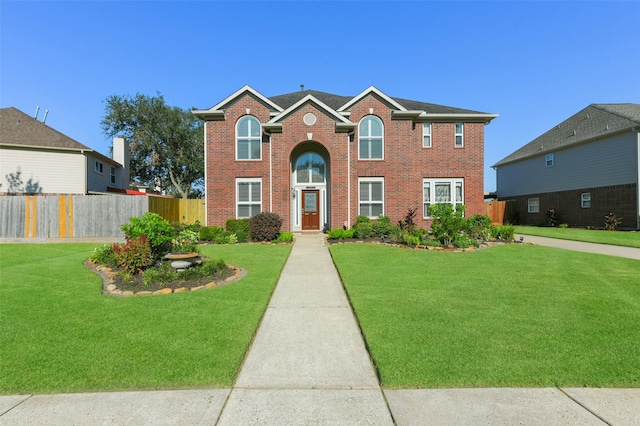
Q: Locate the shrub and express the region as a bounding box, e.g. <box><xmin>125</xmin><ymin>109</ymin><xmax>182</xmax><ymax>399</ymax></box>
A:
<box><xmin>559</xmin><ymin>223</ymin><xmax>569</xmax><ymax>229</ymax></box>
<box><xmin>355</xmin><ymin>215</ymin><xmax>371</xmax><ymax>225</ymax></box>
<box><xmin>235</xmin><ymin>229</ymin><xmax>248</xmax><ymax>243</ymax></box>
<box><xmin>429</xmin><ymin>203</ymin><xmax>467</xmax><ymax>247</ymax></box>
<box><xmin>398</xmin><ymin>208</ymin><xmax>418</xmax><ymax>236</ymax></box>
<box><xmin>226</xmin><ymin>218</ymin><xmax>251</xmax><ymax>235</ymax></box>
<box><xmin>90</xmin><ymin>244</ymin><xmax>118</xmax><ymax>266</ymax></box>
<box><xmin>275</xmin><ymin>231</ymin><xmax>294</xmax><ymax>243</ymax></box>
<box><xmin>604</xmin><ymin>212</ymin><xmax>622</xmax><ymax>231</ymax></box>
<box><xmin>491</xmin><ymin>225</ymin><xmax>515</xmax><ymax>240</ymax></box>
<box><xmin>467</xmin><ymin>214</ymin><xmax>492</xmax><ymax>242</ymax></box>
<box><xmin>171</xmin><ymin>229</ymin><xmax>199</xmax><ymax>253</ymax></box>
<box><xmin>171</xmin><ymin>221</ymin><xmax>200</xmax><ymax>235</ymax></box>
<box><xmin>112</xmin><ymin>236</ymin><xmax>153</xmax><ymax>275</ymax></box>
<box><xmin>547</xmin><ymin>208</ymin><xmax>559</xmax><ymax>227</ymax></box>
<box><xmin>249</xmin><ymin>213</ymin><xmax>283</xmax><ymax>241</ymax></box>
<box><xmin>453</xmin><ymin>235</ymin><xmax>473</xmax><ymax>248</ymax></box>
<box><xmin>420</xmin><ymin>236</ymin><xmax>442</xmax><ymax>247</ymax></box>
<box><xmin>215</xmin><ymin>231</ymin><xmax>237</xmax><ymax>244</ymax></box>
<box><xmin>371</xmin><ymin>215</ymin><xmax>393</xmax><ymax>237</ymax></box>
<box><xmin>121</xmin><ymin>213</ymin><xmax>174</xmax><ymax>260</ymax></box>
<box><xmin>199</xmin><ymin>226</ymin><xmax>224</xmax><ymax>241</ymax></box>
<box><xmin>401</xmin><ymin>232</ymin><xmax>420</xmax><ymax>247</ymax></box>
<box><xmin>327</xmin><ymin>228</ymin><xmax>354</xmax><ymax>239</ymax></box>
<box><xmin>353</xmin><ymin>222</ymin><xmax>373</xmax><ymax>239</ymax></box>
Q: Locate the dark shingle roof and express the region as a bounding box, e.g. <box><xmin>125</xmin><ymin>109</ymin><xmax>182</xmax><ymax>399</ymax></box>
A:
<box><xmin>0</xmin><ymin>107</ymin><xmax>91</xmax><ymax>151</ymax></box>
<box><xmin>493</xmin><ymin>103</ymin><xmax>640</xmax><ymax>167</ymax></box>
<box><xmin>268</xmin><ymin>90</ymin><xmax>489</xmax><ymax>114</ymax></box>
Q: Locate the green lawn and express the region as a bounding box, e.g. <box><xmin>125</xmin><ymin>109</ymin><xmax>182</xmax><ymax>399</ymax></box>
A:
<box><xmin>514</xmin><ymin>226</ymin><xmax>640</xmax><ymax>248</ymax></box>
<box><xmin>0</xmin><ymin>243</ymin><xmax>291</xmax><ymax>395</ymax></box>
<box><xmin>330</xmin><ymin>243</ymin><xmax>640</xmax><ymax>388</ymax></box>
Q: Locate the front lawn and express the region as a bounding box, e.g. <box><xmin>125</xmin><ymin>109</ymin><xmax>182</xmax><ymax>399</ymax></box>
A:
<box><xmin>331</xmin><ymin>243</ymin><xmax>640</xmax><ymax>388</ymax></box>
<box><xmin>0</xmin><ymin>243</ymin><xmax>291</xmax><ymax>395</ymax></box>
<box><xmin>514</xmin><ymin>226</ymin><xmax>640</xmax><ymax>248</ymax></box>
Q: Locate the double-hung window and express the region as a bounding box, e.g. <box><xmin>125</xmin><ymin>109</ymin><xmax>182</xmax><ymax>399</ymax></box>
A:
<box><xmin>236</xmin><ymin>178</ymin><xmax>261</xmax><ymax>218</ymax></box>
<box><xmin>110</xmin><ymin>166</ymin><xmax>116</xmax><ymax>184</ymax></box>
<box><xmin>455</xmin><ymin>123</ymin><xmax>464</xmax><ymax>147</ymax></box>
<box><xmin>423</xmin><ymin>178</ymin><xmax>464</xmax><ymax>217</ymax></box>
<box><xmin>546</xmin><ymin>153</ymin><xmax>554</xmax><ymax>167</ymax></box>
<box><xmin>359</xmin><ymin>115</ymin><xmax>383</xmax><ymax>159</ymax></box>
<box><xmin>359</xmin><ymin>177</ymin><xmax>384</xmax><ymax>218</ymax></box>
<box><xmin>94</xmin><ymin>160</ymin><xmax>104</xmax><ymax>174</ymax></box>
<box><xmin>423</xmin><ymin>123</ymin><xmax>432</xmax><ymax>148</ymax></box>
<box><xmin>528</xmin><ymin>198</ymin><xmax>540</xmax><ymax>213</ymax></box>
<box><xmin>236</xmin><ymin>116</ymin><xmax>261</xmax><ymax>160</ymax></box>
<box><xmin>581</xmin><ymin>193</ymin><xmax>591</xmax><ymax>208</ymax></box>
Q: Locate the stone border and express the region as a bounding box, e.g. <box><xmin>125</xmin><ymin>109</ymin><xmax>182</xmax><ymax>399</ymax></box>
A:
<box><xmin>85</xmin><ymin>260</ymin><xmax>247</xmax><ymax>297</ymax></box>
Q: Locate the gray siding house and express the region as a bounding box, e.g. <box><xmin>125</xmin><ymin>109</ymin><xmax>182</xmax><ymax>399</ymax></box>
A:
<box><xmin>0</xmin><ymin>107</ymin><xmax>130</xmax><ymax>195</ymax></box>
<box><xmin>493</xmin><ymin>104</ymin><xmax>640</xmax><ymax>230</ymax></box>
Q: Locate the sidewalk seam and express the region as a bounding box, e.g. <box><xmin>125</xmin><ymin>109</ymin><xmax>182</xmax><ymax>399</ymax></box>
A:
<box><xmin>0</xmin><ymin>395</ymin><xmax>33</xmax><ymax>417</ymax></box>
<box><xmin>557</xmin><ymin>387</ymin><xmax>611</xmax><ymax>426</ymax></box>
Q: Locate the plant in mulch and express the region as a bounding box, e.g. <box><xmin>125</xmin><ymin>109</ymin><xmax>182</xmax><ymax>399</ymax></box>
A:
<box><xmin>121</xmin><ymin>212</ymin><xmax>174</xmax><ymax>260</ymax></box>
<box><xmin>429</xmin><ymin>203</ymin><xmax>467</xmax><ymax>247</ymax></box>
<box><xmin>171</xmin><ymin>229</ymin><xmax>199</xmax><ymax>253</ymax></box>
<box><xmin>112</xmin><ymin>236</ymin><xmax>153</xmax><ymax>275</ymax></box>
<box><xmin>604</xmin><ymin>212</ymin><xmax>622</xmax><ymax>231</ymax></box>
<box><xmin>249</xmin><ymin>213</ymin><xmax>283</xmax><ymax>241</ymax></box>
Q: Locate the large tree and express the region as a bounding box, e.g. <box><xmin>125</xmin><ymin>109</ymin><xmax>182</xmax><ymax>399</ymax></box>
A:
<box><xmin>101</xmin><ymin>93</ymin><xmax>204</xmax><ymax>199</ymax></box>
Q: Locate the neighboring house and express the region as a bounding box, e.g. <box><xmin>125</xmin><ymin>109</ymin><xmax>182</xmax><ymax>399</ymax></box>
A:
<box><xmin>192</xmin><ymin>85</ymin><xmax>497</xmax><ymax>232</ymax></box>
<box><xmin>0</xmin><ymin>107</ymin><xmax>129</xmax><ymax>195</ymax></box>
<box><xmin>493</xmin><ymin>104</ymin><xmax>640</xmax><ymax>230</ymax></box>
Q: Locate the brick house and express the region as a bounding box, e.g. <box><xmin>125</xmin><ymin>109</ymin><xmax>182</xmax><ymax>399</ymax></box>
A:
<box><xmin>192</xmin><ymin>86</ymin><xmax>498</xmax><ymax>232</ymax></box>
<box><xmin>493</xmin><ymin>104</ymin><xmax>640</xmax><ymax>230</ymax></box>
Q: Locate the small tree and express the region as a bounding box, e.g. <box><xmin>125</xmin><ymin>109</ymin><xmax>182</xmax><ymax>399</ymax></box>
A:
<box><xmin>429</xmin><ymin>203</ymin><xmax>467</xmax><ymax>247</ymax></box>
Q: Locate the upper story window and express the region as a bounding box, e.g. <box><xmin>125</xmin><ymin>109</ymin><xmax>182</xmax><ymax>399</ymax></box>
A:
<box><xmin>359</xmin><ymin>115</ymin><xmax>383</xmax><ymax>160</ymax></box>
<box><xmin>295</xmin><ymin>153</ymin><xmax>326</xmax><ymax>184</ymax></box>
<box><xmin>236</xmin><ymin>116</ymin><xmax>261</xmax><ymax>160</ymax></box>
<box><xmin>455</xmin><ymin>123</ymin><xmax>464</xmax><ymax>147</ymax></box>
<box><xmin>94</xmin><ymin>160</ymin><xmax>104</xmax><ymax>174</ymax></box>
<box><xmin>110</xmin><ymin>166</ymin><xmax>116</xmax><ymax>184</ymax></box>
<box><xmin>423</xmin><ymin>123</ymin><xmax>432</xmax><ymax>148</ymax></box>
<box><xmin>546</xmin><ymin>153</ymin><xmax>554</xmax><ymax>167</ymax></box>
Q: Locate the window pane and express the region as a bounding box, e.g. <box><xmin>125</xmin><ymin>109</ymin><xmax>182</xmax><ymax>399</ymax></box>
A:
<box><xmin>359</xmin><ymin>139</ymin><xmax>370</xmax><ymax>158</ymax></box>
<box><xmin>435</xmin><ymin>183</ymin><xmax>451</xmax><ymax>203</ymax></box>
<box><xmin>249</xmin><ymin>118</ymin><xmax>260</xmax><ymax>137</ymax></box>
<box><xmin>370</xmin><ymin>139</ymin><xmax>383</xmax><ymax>158</ymax></box>
<box><xmin>250</xmin><ymin>141</ymin><xmax>260</xmax><ymax>159</ymax></box>
<box><xmin>238</xmin><ymin>183</ymin><xmax>249</xmax><ymax>202</ymax></box>
<box><xmin>371</xmin><ymin>182</ymin><xmax>382</xmax><ymax>201</ymax></box>
<box><xmin>455</xmin><ymin>135</ymin><xmax>463</xmax><ymax>146</ymax></box>
<box><xmin>424</xmin><ymin>203</ymin><xmax>430</xmax><ymax>218</ymax></box>
<box><xmin>359</xmin><ymin>203</ymin><xmax>370</xmax><ymax>217</ymax></box>
<box><xmin>311</xmin><ymin>163</ymin><xmax>324</xmax><ymax>182</ymax></box>
<box><xmin>238</xmin><ymin>205</ymin><xmax>250</xmax><ymax>218</ymax></box>
<box><xmin>371</xmin><ymin>203</ymin><xmax>383</xmax><ymax>217</ymax></box>
<box><xmin>455</xmin><ymin>182</ymin><xmax>463</xmax><ymax>203</ymax></box>
<box><xmin>423</xmin><ymin>135</ymin><xmax>431</xmax><ymax>147</ymax></box>
<box><xmin>251</xmin><ymin>182</ymin><xmax>261</xmax><ymax>201</ymax></box>
<box><xmin>238</xmin><ymin>140</ymin><xmax>249</xmax><ymax>159</ymax></box>
<box><xmin>238</xmin><ymin>118</ymin><xmax>249</xmax><ymax>137</ymax></box>
<box><xmin>370</xmin><ymin>117</ymin><xmax>382</xmax><ymax>136</ymax></box>
<box><xmin>456</xmin><ymin>123</ymin><xmax>463</xmax><ymax>133</ymax></box>
<box><xmin>360</xmin><ymin>182</ymin><xmax>370</xmax><ymax>201</ymax></box>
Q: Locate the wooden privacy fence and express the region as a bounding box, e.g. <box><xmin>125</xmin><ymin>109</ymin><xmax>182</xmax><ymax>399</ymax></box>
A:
<box><xmin>483</xmin><ymin>200</ymin><xmax>517</xmax><ymax>226</ymax></box>
<box><xmin>0</xmin><ymin>195</ymin><xmax>205</xmax><ymax>239</ymax></box>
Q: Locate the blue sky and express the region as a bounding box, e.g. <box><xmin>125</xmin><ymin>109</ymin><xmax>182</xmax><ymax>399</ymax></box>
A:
<box><xmin>2</xmin><ymin>1</ymin><xmax>639</xmax><ymax>192</ymax></box>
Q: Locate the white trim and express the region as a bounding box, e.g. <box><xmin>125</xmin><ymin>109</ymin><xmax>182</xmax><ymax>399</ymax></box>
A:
<box><xmin>269</xmin><ymin>133</ymin><xmax>273</xmax><ymax>213</ymax></box>
<box><xmin>200</xmin><ymin>85</ymin><xmax>283</xmax><ymax>114</ymax></box>
<box><xmin>528</xmin><ymin>197</ymin><xmax>540</xmax><ymax>213</ymax></box>
<box><xmin>347</xmin><ymin>134</ymin><xmax>351</xmax><ymax>229</ymax></box>
<box><xmin>204</xmin><ymin>122</ymin><xmax>208</xmax><ymax>225</ymax></box>
<box><xmin>545</xmin><ymin>153</ymin><xmax>554</xmax><ymax>167</ymax></box>
<box><xmin>423</xmin><ymin>178</ymin><xmax>464</xmax><ymax>218</ymax></box>
<box><xmin>338</xmin><ymin>86</ymin><xmax>406</xmax><ymax>112</ymax></box>
<box><xmin>358</xmin><ymin>177</ymin><xmax>384</xmax><ymax>218</ymax></box>
<box><xmin>236</xmin><ymin>177</ymin><xmax>262</xmax><ymax>219</ymax></box>
<box><xmin>267</xmin><ymin>94</ymin><xmax>353</xmax><ymax>126</ymax></box>
<box><xmin>581</xmin><ymin>192</ymin><xmax>591</xmax><ymax>208</ymax></box>
<box><xmin>423</xmin><ymin>123</ymin><xmax>432</xmax><ymax>148</ymax></box>
<box><xmin>455</xmin><ymin>123</ymin><xmax>464</xmax><ymax>148</ymax></box>
<box><xmin>393</xmin><ymin>111</ymin><xmax>499</xmax><ymax>124</ymax></box>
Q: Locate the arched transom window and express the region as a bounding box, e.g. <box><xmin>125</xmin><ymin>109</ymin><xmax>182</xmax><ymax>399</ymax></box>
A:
<box><xmin>236</xmin><ymin>116</ymin><xmax>261</xmax><ymax>160</ymax></box>
<box><xmin>295</xmin><ymin>153</ymin><xmax>325</xmax><ymax>184</ymax></box>
<box><xmin>358</xmin><ymin>115</ymin><xmax>383</xmax><ymax>160</ymax></box>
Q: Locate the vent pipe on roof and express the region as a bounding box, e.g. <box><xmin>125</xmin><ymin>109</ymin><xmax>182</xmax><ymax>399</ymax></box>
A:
<box><xmin>42</xmin><ymin>110</ymin><xmax>49</xmax><ymax>124</ymax></box>
<box><xmin>300</xmin><ymin>84</ymin><xmax>304</xmax><ymax>91</ymax></box>
<box><xmin>34</xmin><ymin>106</ymin><xmax>40</xmax><ymax>119</ymax></box>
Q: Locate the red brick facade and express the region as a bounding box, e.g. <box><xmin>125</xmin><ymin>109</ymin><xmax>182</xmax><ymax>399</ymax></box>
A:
<box><xmin>196</xmin><ymin>87</ymin><xmax>496</xmax><ymax>232</ymax></box>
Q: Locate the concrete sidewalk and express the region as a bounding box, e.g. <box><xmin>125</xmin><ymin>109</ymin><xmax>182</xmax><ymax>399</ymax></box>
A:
<box><xmin>516</xmin><ymin>234</ymin><xmax>640</xmax><ymax>260</ymax></box>
<box><xmin>2</xmin><ymin>233</ymin><xmax>639</xmax><ymax>425</ymax></box>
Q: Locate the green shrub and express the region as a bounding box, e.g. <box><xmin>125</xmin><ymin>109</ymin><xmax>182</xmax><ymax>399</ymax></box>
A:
<box><xmin>420</xmin><ymin>236</ymin><xmax>442</xmax><ymax>247</ymax></box>
<box><xmin>401</xmin><ymin>232</ymin><xmax>420</xmax><ymax>247</ymax></box>
<box><xmin>121</xmin><ymin>212</ymin><xmax>174</xmax><ymax>260</ymax></box>
<box><xmin>371</xmin><ymin>215</ymin><xmax>393</xmax><ymax>237</ymax></box>
<box><xmin>90</xmin><ymin>244</ymin><xmax>118</xmax><ymax>266</ymax></box>
<box><xmin>235</xmin><ymin>229</ymin><xmax>248</xmax><ymax>243</ymax></box>
<box><xmin>491</xmin><ymin>225</ymin><xmax>515</xmax><ymax>240</ymax></box>
<box><xmin>355</xmin><ymin>215</ymin><xmax>370</xmax><ymax>225</ymax></box>
<box><xmin>453</xmin><ymin>235</ymin><xmax>472</xmax><ymax>248</ymax></box>
<box><xmin>559</xmin><ymin>223</ymin><xmax>569</xmax><ymax>229</ymax></box>
<box><xmin>171</xmin><ymin>221</ymin><xmax>201</xmax><ymax>235</ymax></box>
<box><xmin>226</xmin><ymin>218</ymin><xmax>251</xmax><ymax>234</ymax></box>
<box><xmin>113</xmin><ymin>236</ymin><xmax>153</xmax><ymax>275</ymax></box>
<box><xmin>275</xmin><ymin>231</ymin><xmax>294</xmax><ymax>243</ymax></box>
<box><xmin>171</xmin><ymin>229</ymin><xmax>199</xmax><ymax>253</ymax></box>
<box><xmin>215</xmin><ymin>231</ymin><xmax>238</xmax><ymax>244</ymax></box>
<box><xmin>249</xmin><ymin>213</ymin><xmax>283</xmax><ymax>241</ymax></box>
<box><xmin>467</xmin><ymin>214</ymin><xmax>492</xmax><ymax>241</ymax></box>
<box><xmin>353</xmin><ymin>222</ymin><xmax>372</xmax><ymax>239</ymax></box>
<box><xmin>327</xmin><ymin>228</ymin><xmax>355</xmax><ymax>239</ymax></box>
<box><xmin>199</xmin><ymin>226</ymin><xmax>224</xmax><ymax>241</ymax></box>
<box><xmin>429</xmin><ymin>203</ymin><xmax>467</xmax><ymax>247</ymax></box>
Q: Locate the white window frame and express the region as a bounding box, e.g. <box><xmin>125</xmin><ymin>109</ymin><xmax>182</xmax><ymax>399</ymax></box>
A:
<box><xmin>94</xmin><ymin>160</ymin><xmax>104</xmax><ymax>174</ymax></box>
<box><xmin>358</xmin><ymin>115</ymin><xmax>384</xmax><ymax>160</ymax></box>
<box><xmin>546</xmin><ymin>153</ymin><xmax>554</xmax><ymax>167</ymax></box>
<box><xmin>455</xmin><ymin>123</ymin><xmax>464</xmax><ymax>148</ymax></box>
<box><xmin>236</xmin><ymin>178</ymin><xmax>262</xmax><ymax>219</ymax></box>
<box><xmin>358</xmin><ymin>177</ymin><xmax>384</xmax><ymax>218</ymax></box>
<box><xmin>423</xmin><ymin>123</ymin><xmax>432</xmax><ymax>148</ymax></box>
<box><xmin>236</xmin><ymin>116</ymin><xmax>262</xmax><ymax>161</ymax></box>
<box><xmin>110</xmin><ymin>166</ymin><xmax>116</xmax><ymax>184</ymax></box>
<box><xmin>423</xmin><ymin>178</ymin><xmax>464</xmax><ymax>217</ymax></box>
<box><xmin>581</xmin><ymin>192</ymin><xmax>591</xmax><ymax>208</ymax></box>
<box><xmin>528</xmin><ymin>198</ymin><xmax>540</xmax><ymax>213</ymax></box>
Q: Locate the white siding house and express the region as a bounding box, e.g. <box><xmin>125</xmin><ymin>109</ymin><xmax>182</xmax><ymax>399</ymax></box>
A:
<box><xmin>0</xmin><ymin>107</ymin><xmax>129</xmax><ymax>195</ymax></box>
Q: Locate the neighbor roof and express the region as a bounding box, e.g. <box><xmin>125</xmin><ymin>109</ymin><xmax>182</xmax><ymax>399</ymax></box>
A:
<box><xmin>493</xmin><ymin>103</ymin><xmax>640</xmax><ymax>167</ymax></box>
<box><xmin>1</xmin><ymin>107</ymin><xmax>90</xmax><ymax>151</ymax></box>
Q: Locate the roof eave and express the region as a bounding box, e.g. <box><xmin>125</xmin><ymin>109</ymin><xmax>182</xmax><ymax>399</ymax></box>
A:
<box><xmin>191</xmin><ymin>109</ymin><xmax>225</xmax><ymax>120</ymax></box>
<box><xmin>397</xmin><ymin>112</ymin><xmax>499</xmax><ymax>124</ymax></box>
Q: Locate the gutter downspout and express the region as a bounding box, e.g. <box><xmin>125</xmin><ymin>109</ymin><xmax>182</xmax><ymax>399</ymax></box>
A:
<box><xmin>347</xmin><ymin>133</ymin><xmax>351</xmax><ymax>229</ymax></box>
<box><xmin>204</xmin><ymin>123</ymin><xmax>208</xmax><ymax>226</ymax></box>
<box><xmin>266</xmin><ymin>131</ymin><xmax>273</xmax><ymax>214</ymax></box>
<box><xmin>635</xmin><ymin>127</ymin><xmax>640</xmax><ymax>230</ymax></box>
<box><xmin>81</xmin><ymin>150</ymin><xmax>88</xmax><ymax>194</ymax></box>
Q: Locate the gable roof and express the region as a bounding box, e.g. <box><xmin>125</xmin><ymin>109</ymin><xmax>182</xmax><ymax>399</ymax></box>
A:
<box><xmin>1</xmin><ymin>107</ymin><xmax>91</xmax><ymax>151</ymax></box>
<box><xmin>264</xmin><ymin>94</ymin><xmax>355</xmax><ymax>133</ymax></box>
<box><xmin>493</xmin><ymin>103</ymin><xmax>640</xmax><ymax>167</ymax></box>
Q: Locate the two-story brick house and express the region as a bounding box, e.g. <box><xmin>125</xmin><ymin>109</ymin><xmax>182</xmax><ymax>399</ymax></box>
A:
<box><xmin>192</xmin><ymin>86</ymin><xmax>497</xmax><ymax>232</ymax></box>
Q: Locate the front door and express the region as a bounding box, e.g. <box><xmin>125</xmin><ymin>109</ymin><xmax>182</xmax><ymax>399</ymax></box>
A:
<box><xmin>301</xmin><ymin>190</ymin><xmax>320</xmax><ymax>230</ymax></box>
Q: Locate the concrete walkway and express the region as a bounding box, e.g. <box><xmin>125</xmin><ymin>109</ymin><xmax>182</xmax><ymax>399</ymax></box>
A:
<box><xmin>516</xmin><ymin>234</ymin><xmax>640</xmax><ymax>260</ymax></box>
<box><xmin>1</xmin><ymin>233</ymin><xmax>639</xmax><ymax>425</ymax></box>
